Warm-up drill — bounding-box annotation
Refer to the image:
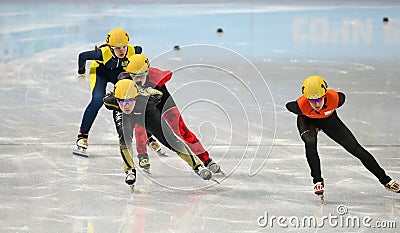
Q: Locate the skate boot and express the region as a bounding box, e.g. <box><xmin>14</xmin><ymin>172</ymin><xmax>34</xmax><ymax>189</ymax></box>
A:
<box><xmin>384</xmin><ymin>179</ymin><xmax>400</xmax><ymax>193</ymax></box>
<box><xmin>76</xmin><ymin>133</ymin><xmax>88</xmax><ymax>149</ymax></box>
<box><xmin>73</xmin><ymin>133</ymin><xmax>89</xmax><ymax>157</ymax></box>
<box><xmin>125</xmin><ymin>170</ymin><xmax>136</xmax><ymax>185</ymax></box>
<box><xmin>314</xmin><ymin>180</ymin><xmax>324</xmax><ymax>195</ymax></box>
<box><xmin>125</xmin><ymin>170</ymin><xmax>136</xmax><ymax>193</ymax></box>
<box><xmin>314</xmin><ymin>179</ymin><xmax>324</xmax><ymax>203</ymax></box>
<box><xmin>138</xmin><ymin>153</ymin><xmax>151</xmax><ymax>175</ymax></box>
<box><xmin>194</xmin><ymin>165</ymin><xmax>212</xmax><ymax>180</ymax></box>
<box><xmin>204</xmin><ymin>158</ymin><xmax>225</xmax><ymax>175</ymax></box>
<box><xmin>148</xmin><ymin>137</ymin><xmax>167</xmax><ymax>157</ymax></box>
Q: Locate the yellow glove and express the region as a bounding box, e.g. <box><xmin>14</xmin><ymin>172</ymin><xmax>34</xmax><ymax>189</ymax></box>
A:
<box><xmin>137</xmin><ymin>86</ymin><xmax>161</xmax><ymax>96</ymax></box>
<box><xmin>138</xmin><ymin>86</ymin><xmax>163</xmax><ymax>104</ymax></box>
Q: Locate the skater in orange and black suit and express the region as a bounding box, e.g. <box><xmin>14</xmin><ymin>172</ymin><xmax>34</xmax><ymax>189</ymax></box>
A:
<box><xmin>286</xmin><ymin>75</ymin><xmax>399</xmax><ymax>196</ymax></box>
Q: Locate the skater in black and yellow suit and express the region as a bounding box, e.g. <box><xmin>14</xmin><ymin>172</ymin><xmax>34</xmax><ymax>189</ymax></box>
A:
<box><xmin>75</xmin><ymin>28</ymin><xmax>142</xmax><ymax>153</ymax></box>
<box><xmin>286</xmin><ymin>75</ymin><xmax>400</xmax><ymax>197</ymax></box>
<box><xmin>104</xmin><ymin>79</ymin><xmax>213</xmax><ymax>187</ymax></box>
<box><xmin>120</xmin><ymin>54</ymin><xmax>223</xmax><ymax>176</ymax></box>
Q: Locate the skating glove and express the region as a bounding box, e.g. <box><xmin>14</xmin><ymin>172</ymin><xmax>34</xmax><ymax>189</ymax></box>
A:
<box><xmin>77</xmin><ymin>73</ymin><xmax>86</xmax><ymax>82</ymax></box>
<box><xmin>134</xmin><ymin>45</ymin><xmax>143</xmax><ymax>54</ymax></box>
<box><xmin>117</xmin><ymin>72</ymin><xmax>131</xmax><ymax>80</ymax></box>
<box><xmin>138</xmin><ymin>86</ymin><xmax>163</xmax><ymax>105</ymax></box>
<box><xmin>103</xmin><ymin>92</ymin><xmax>120</xmax><ymax>111</ymax></box>
<box><xmin>149</xmin><ymin>92</ymin><xmax>163</xmax><ymax>105</ymax></box>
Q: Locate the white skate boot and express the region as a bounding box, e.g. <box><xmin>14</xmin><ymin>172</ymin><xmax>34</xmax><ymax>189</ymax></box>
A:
<box><xmin>125</xmin><ymin>170</ymin><xmax>136</xmax><ymax>193</ymax></box>
<box><xmin>204</xmin><ymin>158</ymin><xmax>225</xmax><ymax>176</ymax></box>
<box><xmin>314</xmin><ymin>180</ymin><xmax>324</xmax><ymax>203</ymax></box>
<box><xmin>73</xmin><ymin>133</ymin><xmax>89</xmax><ymax>157</ymax></box>
<box><xmin>385</xmin><ymin>180</ymin><xmax>400</xmax><ymax>193</ymax></box>
<box><xmin>138</xmin><ymin>153</ymin><xmax>151</xmax><ymax>175</ymax></box>
<box><xmin>194</xmin><ymin>165</ymin><xmax>212</xmax><ymax>180</ymax></box>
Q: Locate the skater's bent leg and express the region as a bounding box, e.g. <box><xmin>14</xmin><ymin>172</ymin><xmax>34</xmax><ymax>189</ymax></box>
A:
<box><xmin>113</xmin><ymin>111</ymin><xmax>135</xmax><ymax>146</ymax></box>
<box><xmin>120</xmin><ymin>146</ymin><xmax>135</xmax><ymax>171</ymax></box>
<box><xmin>163</xmin><ymin>107</ymin><xmax>210</xmax><ymax>162</ymax></box>
<box><xmin>113</xmin><ymin>110</ymin><xmax>136</xmax><ymax>172</ymax></box>
<box><xmin>297</xmin><ymin>116</ymin><xmax>323</xmax><ymax>184</ymax></box>
<box><xmin>145</xmin><ymin>114</ymin><xmax>201</xmax><ymax>170</ymax></box>
<box><xmin>153</xmin><ymin>126</ymin><xmax>201</xmax><ymax>169</ymax></box>
<box><xmin>324</xmin><ymin>115</ymin><xmax>391</xmax><ymax>185</ymax></box>
<box><xmin>80</xmin><ymin>94</ymin><xmax>104</xmax><ymax>133</ymax></box>
<box><xmin>80</xmin><ymin>76</ymin><xmax>107</xmax><ymax>133</ymax></box>
<box><xmin>176</xmin><ymin>147</ymin><xmax>203</xmax><ymax>170</ymax></box>
<box><xmin>134</xmin><ymin>124</ymin><xmax>148</xmax><ymax>155</ymax></box>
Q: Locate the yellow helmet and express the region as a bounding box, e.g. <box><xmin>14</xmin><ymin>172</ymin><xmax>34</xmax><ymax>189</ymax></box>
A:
<box><xmin>106</xmin><ymin>28</ymin><xmax>129</xmax><ymax>47</ymax></box>
<box><xmin>126</xmin><ymin>54</ymin><xmax>150</xmax><ymax>74</ymax></box>
<box><xmin>301</xmin><ymin>75</ymin><xmax>328</xmax><ymax>99</ymax></box>
<box><xmin>114</xmin><ymin>79</ymin><xmax>139</xmax><ymax>99</ymax></box>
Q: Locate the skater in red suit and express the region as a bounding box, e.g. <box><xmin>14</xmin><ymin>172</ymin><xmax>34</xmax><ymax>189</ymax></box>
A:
<box><xmin>286</xmin><ymin>75</ymin><xmax>399</xmax><ymax>197</ymax></box>
<box><xmin>120</xmin><ymin>54</ymin><xmax>223</xmax><ymax>175</ymax></box>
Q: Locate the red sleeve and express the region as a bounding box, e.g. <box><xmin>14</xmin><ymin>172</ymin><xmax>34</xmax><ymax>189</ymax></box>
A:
<box><xmin>148</xmin><ymin>67</ymin><xmax>172</xmax><ymax>87</ymax></box>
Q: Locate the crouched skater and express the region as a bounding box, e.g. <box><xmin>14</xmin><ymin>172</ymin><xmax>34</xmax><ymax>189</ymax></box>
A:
<box><xmin>122</xmin><ymin>54</ymin><xmax>223</xmax><ymax>176</ymax></box>
<box><xmin>286</xmin><ymin>75</ymin><xmax>399</xmax><ymax>200</ymax></box>
<box><xmin>104</xmin><ymin>79</ymin><xmax>213</xmax><ymax>190</ymax></box>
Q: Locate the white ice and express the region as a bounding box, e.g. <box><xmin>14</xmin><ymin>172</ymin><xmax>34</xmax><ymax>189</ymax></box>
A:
<box><xmin>0</xmin><ymin>1</ymin><xmax>399</xmax><ymax>232</ymax></box>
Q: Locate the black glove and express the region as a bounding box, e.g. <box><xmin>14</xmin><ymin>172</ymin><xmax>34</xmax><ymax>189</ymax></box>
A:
<box><xmin>117</xmin><ymin>72</ymin><xmax>131</xmax><ymax>80</ymax></box>
<box><xmin>103</xmin><ymin>92</ymin><xmax>120</xmax><ymax>111</ymax></box>
<box><xmin>135</xmin><ymin>45</ymin><xmax>143</xmax><ymax>54</ymax></box>
<box><xmin>149</xmin><ymin>93</ymin><xmax>163</xmax><ymax>105</ymax></box>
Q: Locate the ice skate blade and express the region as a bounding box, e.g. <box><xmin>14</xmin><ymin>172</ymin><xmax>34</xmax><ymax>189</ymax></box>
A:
<box><xmin>211</xmin><ymin>178</ymin><xmax>220</xmax><ymax>184</ymax></box>
<box><xmin>143</xmin><ymin>168</ymin><xmax>152</xmax><ymax>175</ymax></box>
<box><xmin>317</xmin><ymin>194</ymin><xmax>324</xmax><ymax>204</ymax></box>
<box><xmin>156</xmin><ymin>151</ymin><xmax>168</xmax><ymax>157</ymax></box>
<box><xmin>72</xmin><ymin>149</ymin><xmax>89</xmax><ymax>157</ymax></box>
<box><xmin>217</xmin><ymin>170</ymin><xmax>227</xmax><ymax>177</ymax></box>
<box><xmin>129</xmin><ymin>185</ymin><xmax>135</xmax><ymax>193</ymax></box>
<box><xmin>385</xmin><ymin>187</ymin><xmax>400</xmax><ymax>193</ymax></box>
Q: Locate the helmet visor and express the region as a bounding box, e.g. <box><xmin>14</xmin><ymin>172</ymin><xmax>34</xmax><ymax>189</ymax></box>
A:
<box><xmin>111</xmin><ymin>45</ymin><xmax>128</xmax><ymax>51</ymax></box>
<box><xmin>309</xmin><ymin>97</ymin><xmax>324</xmax><ymax>103</ymax></box>
<box><xmin>117</xmin><ymin>98</ymin><xmax>136</xmax><ymax>106</ymax></box>
<box><xmin>130</xmin><ymin>71</ymin><xmax>148</xmax><ymax>78</ymax></box>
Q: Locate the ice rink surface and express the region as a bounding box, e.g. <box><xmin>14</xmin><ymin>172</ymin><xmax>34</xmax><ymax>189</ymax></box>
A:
<box><xmin>0</xmin><ymin>1</ymin><xmax>399</xmax><ymax>232</ymax></box>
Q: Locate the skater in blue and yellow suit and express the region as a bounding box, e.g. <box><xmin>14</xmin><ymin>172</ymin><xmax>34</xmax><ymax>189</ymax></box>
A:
<box><xmin>75</xmin><ymin>28</ymin><xmax>142</xmax><ymax>151</ymax></box>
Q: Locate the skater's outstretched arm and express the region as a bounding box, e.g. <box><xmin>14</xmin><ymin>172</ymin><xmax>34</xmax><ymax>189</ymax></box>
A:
<box><xmin>286</xmin><ymin>75</ymin><xmax>400</xmax><ymax>195</ymax></box>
